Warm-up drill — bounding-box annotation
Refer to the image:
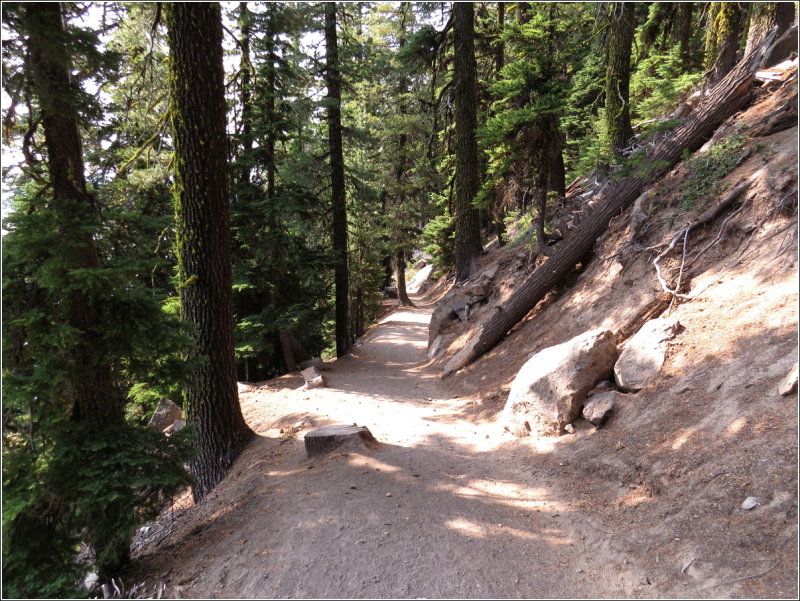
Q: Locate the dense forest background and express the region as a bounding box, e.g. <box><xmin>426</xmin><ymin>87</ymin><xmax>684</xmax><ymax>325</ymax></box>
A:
<box><xmin>1</xmin><ymin>2</ymin><xmax>795</xmax><ymax>597</ymax></box>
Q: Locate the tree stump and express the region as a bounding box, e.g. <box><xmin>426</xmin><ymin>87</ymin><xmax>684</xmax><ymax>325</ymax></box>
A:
<box><xmin>304</xmin><ymin>425</ymin><xmax>377</xmax><ymax>458</ymax></box>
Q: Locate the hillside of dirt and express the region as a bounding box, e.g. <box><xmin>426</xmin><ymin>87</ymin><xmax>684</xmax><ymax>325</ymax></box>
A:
<box><xmin>122</xmin><ymin>65</ymin><xmax>797</xmax><ymax>599</ymax></box>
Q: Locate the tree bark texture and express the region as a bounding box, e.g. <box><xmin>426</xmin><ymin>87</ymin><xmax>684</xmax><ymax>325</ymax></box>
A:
<box><xmin>453</xmin><ymin>1</ymin><xmax>483</xmax><ymax>283</ymax></box>
<box><xmin>325</xmin><ymin>2</ymin><xmax>351</xmax><ymax>357</ymax></box>
<box><xmin>744</xmin><ymin>2</ymin><xmax>795</xmax><ymax>59</ymax></box>
<box><xmin>166</xmin><ymin>3</ymin><xmax>254</xmax><ymax>503</ymax></box>
<box><xmin>605</xmin><ymin>2</ymin><xmax>636</xmax><ymax>157</ymax></box>
<box><xmin>25</xmin><ymin>3</ymin><xmax>121</xmax><ymax>426</ymax></box>
<box><xmin>396</xmin><ymin>249</ymin><xmax>413</xmax><ymax>306</ymax></box>
<box><xmin>444</xmin><ymin>41</ymin><xmax>766</xmax><ymax>376</ymax></box>
<box><xmin>704</xmin><ymin>2</ymin><xmax>742</xmax><ymax>86</ymax></box>
<box><xmin>496</xmin><ymin>1</ymin><xmax>505</xmax><ymax>74</ymax></box>
<box><xmin>675</xmin><ymin>2</ymin><xmax>694</xmax><ymax>71</ymax></box>
<box><xmin>237</xmin><ymin>2</ymin><xmax>253</xmax><ymax>196</ymax></box>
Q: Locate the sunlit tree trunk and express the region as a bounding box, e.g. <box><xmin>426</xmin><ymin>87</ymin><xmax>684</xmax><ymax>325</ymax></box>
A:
<box><xmin>704</xmin><ymin>2</ymin><xmax>742</xmax><ymax>86</ymax></box>
<box><xmin>744</xmin><ymin>2</ymin><xmax>795</xmax><ymax>58</ymax></box>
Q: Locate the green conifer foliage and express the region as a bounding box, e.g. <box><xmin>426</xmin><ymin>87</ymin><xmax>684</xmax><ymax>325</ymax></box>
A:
<box><xmin>2</xmin><ymin>3</ymin><xmax>195</xmax><ymax>593</ymax></box>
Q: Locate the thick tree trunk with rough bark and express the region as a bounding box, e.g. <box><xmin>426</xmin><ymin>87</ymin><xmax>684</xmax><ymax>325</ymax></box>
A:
<box><xmin>166</xmin><ymin>3</ymin><xmax>254</xmax><ymax>503</ymax></box>
<box><xmin>704</xmin><ymin>2</ymin><xmax>742</xmax><ymax>86</ymax></box>
<box><xmin>744</xmin><ymin>2</ymin><xmax>795</xmax><ymax>58</ymax></box>
<box><xmin>605</xmin><ymin>2</ymin><xmax>636</xmax><ymax>157</ymax></box>
<box><xmin>443</xmin><ymin>40</ymin><xmax>769</xmax><ymax>376</ymax></box>
<box><xmin>676</xmin><ymin>2</ymin><xmax>694</xmax><ymax>72</ymax></box>
<box><xmin>453</xmin><ymin>2</ymin><xmax>483</xmax><ymax>283</ymax></box>
<box><xmin>325</xmin><ymin>2</ymin><xmax>351</xmax><ymax>357</ymax></box>
<box><xmin>26</xmin><ymin>3</ymin><xmax>121</xmax><ymax>426</ymax></box>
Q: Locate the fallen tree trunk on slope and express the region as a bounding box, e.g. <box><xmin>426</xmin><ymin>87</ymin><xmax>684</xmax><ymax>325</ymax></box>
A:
<box><xmin>442</xmin><ymin>32</ymin><xmax>776</xmax><ymax>377</ymax></box>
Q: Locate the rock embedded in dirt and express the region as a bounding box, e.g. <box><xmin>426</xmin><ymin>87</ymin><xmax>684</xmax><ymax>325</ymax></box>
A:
<box><xmin>777</xmin><ymin>362</ymin><xmax>798</xmax><ymax>396</ymax></box>
<box><xmin>148</xmin><ymin>398</ymin><xmax>183</xmax><ymax>432</ymax></box>
<box><xmin>301</xmin><ymin>366</ymin><xmax>326</xmax><ymax>390</ymax></box>
<box><xmin>583</xmin><ymin>391</ymin><xmax>617</xmax><ymax>427</ymax></box>
<box><xmin>428</xmin><ymin>265</ymin><xmax>500</xmax><ymax>346</ymax></box>
<box><xmin>741</xmin><ymin>496</ymin><xmax>760</xmax><ymax>511</ymax></box>
<box><xmin>443</xmin><ymin>331</ymin><xmax>483</xmax><ymax>377</ymax></box>
<box><xmin>304</xmin><ymin>424</ymin><xmax>378</xmax><ymax>458</ymax></box>
<box><xmin>614</xmin><ymin>318</ymin><xmax>681</xmax><ymax>392</ymax></box>
<box><xmin>501</xmin><ymin>328</ymin><xmax>617</xmax><ymax>437</ymax></box>
<box><xmin>427</xmin><ymin>333</ymin><xmax>454</xmax><ymax>360</ymax></box>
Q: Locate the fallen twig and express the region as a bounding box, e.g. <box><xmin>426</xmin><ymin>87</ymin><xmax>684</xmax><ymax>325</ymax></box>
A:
<box><xmin>707</xmin><ymin>559</ymin><xmax>780</xmax><ymax>588</ymax></box>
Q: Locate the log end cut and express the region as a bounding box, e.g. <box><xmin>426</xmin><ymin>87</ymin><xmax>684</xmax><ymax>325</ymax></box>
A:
<box><xmin>304</xmin><ymin>424</ymin><xmax>378</xmax><ymax>458</ymax></box>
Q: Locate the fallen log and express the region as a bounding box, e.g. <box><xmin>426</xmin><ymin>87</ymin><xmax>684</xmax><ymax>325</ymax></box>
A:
<box><xmin>442</xmin><ymin>30</ymin><xmax>777</xmax><ymax>377</ymax></box>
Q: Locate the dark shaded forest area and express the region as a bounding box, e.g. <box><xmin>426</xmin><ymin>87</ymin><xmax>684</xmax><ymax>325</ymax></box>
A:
<box><xmin>1</xmin><ymin>2</ymin><xmax>796</xmax><ymax>597</ymax></box>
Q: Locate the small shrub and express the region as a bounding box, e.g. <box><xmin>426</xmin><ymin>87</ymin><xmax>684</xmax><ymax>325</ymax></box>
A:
<box><xmin>678</xmin><ymin>134</ymin><xmax>747</xmax><ymax>210</ymax></box>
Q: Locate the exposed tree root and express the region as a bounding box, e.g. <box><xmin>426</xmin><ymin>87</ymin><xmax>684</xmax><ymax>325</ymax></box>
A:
<box><xmin>650</xmin><ymin>181</ymin><xmax>751</xmax><ymax>307</ymax></box>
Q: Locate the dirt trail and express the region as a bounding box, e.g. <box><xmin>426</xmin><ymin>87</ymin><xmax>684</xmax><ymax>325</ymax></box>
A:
<box><xmin>130</xmin><ymin>298</ymin><xmax>628</xmax><ymax>599</ymax></box>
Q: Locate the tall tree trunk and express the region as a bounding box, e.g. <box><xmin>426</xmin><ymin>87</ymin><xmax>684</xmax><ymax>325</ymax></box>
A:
<box><xmin>396</xmin><ymin>249</ymin><xmax>413</xmax><ymax>306</ymax></box>
<box><xmin>705</xmin><ymin>2</ymin><xmax>742</xmax><ymax>86</ymax></box>
<box><xmin>491</xmin><ymin>2</ymin><xmax>507</xmax><ymax>247</ymax></box>
<box><xmin>744</xmin><ymin>2</ymin><xmax>795</xmax><ymax>58</ymax></box>
<box><xmin>237</xmin><ymin>2</ymin><xmax>253</xmax><ymax>197</ymax></box>
<box><xmin>25</xmin><ymin>2</ymin><xmax>126</xmax><ymax>576</ymax></box>
<box><xmin>453</xmin><ymin>1</ymin><xmax>483</xmax><ymax>283</ymax></box>
<box><xmin>605</xmin><ymin>2</ymin><xmax>636</xmax><ymax>158</ymax></box>
<box><xmin>264</xmin><ymin>3</ymin><xmax>278</xmax><ymax>201</ymax></box>
<box><xmin>392</xmin><ymin>6</ymin><xmax>415</xmax><ymax>308</ymax></box>
<box><xmin>675</xmin><ymin>2</ymin><xmax>694</xmax><ymax>72</ymax></box>
<box><xmin>166</xmin><ymin>3</ymin><xmax>254</xmax><ymax>503</ymax></box>
<box><xmin>496</xmin><ymin>1</ymin><xmax>505</xmax><ymax>73</ymax></box>
<box><xmin>443</xmin><ymin>40</ymin><xmax>767</xmax><ymax>376</ymax></box>
<box><xmin>325</xmin><ymin>2</ymin><xmax>351</xmax><ymax>357</ymax></box>
<box><xmin>26</xmin><ymin>3</ymin><xmax>120</xmax><ymax>427</ymax></box>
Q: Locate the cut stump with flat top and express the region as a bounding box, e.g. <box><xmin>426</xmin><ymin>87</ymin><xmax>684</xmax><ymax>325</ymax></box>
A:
<box><xmin>304</xmin><ymin>424</ymin><xmax>377</xmax><ymax>458</ymax></box>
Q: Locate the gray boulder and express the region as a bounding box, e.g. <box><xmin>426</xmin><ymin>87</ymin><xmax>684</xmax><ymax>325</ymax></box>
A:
<box><xmin>428</xmin><ymin>265</ymin><xmax>500</xmax><ymax>347</ymax></box>
<box><xmin>148</xmin><ymin>398</ymin><xmax>183</xmax><ymax>432</ymax></box>
<box><xmin>407</xmin><ymin>264</ymin><xmax>434</xmax><ymax>294</ymax></box>
<box><xmin>428</xmin><ymin>333</ymin><xmax>454</xmax><ymax>361</ymax></box>
<box><xmin>501</xmin><ymin>329</ymin><xmax>618</xmax><ymax>437</ymax></box>
<box><xmin>583</xmin><ymin>391</ymin><xmax>617</xmax><ymax>427</ymax></box>
<box><xmin>614</xmin><ymin>318</ymin><xmax>680</xmax><ymax>392</ymax></box>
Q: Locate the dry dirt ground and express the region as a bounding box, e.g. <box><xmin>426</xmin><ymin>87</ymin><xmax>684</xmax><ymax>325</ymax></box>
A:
<box><xmin>128</xmin><ymin>287</ymin><xmax>795</xmax><ymax>599</ymax></box>
<box><xmin>130</xmin><ymin>298</ymin><xmax>614</xmax><ymax>599</ymax></box>
<box><xmin>127</xmin><ymin>75</ymin><xmax>798</xmax><ymax>600</ymax></box>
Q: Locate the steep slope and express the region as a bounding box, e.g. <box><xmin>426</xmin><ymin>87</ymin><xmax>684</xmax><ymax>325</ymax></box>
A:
<box><xmin>430</xmin><ymin>62</ymin><xmax>798</xmax><ymax>597</ymax></box>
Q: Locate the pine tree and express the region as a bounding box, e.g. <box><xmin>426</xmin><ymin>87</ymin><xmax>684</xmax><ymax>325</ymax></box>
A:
<box><xmin>3</xmin><ymin>4</ymin><xmax>194</xmax><ymax>592</ymax></box>
<box><xmin>704</xmin><ymin>2</ymin><xmax>742</xmax><ymax>86</ymax></box>
<box><xmin>604</xmin><ymin>2</ymin><xmax>636</xmax><ymax>158</ymax></box>
<box><xmin>744</xmin><ymin>2</ymin><xmax>795</xmax><ymax>58</ymax></box>
<box><xmin>325</xmin><ymin>2</ymin><xmax>351</xmax><ymax>357</ymax></box>
<box><xmin>165</xmin><ymin>2</ymin><xmax>254</xmax><ymax>502</ymax></box>
<box><xmin>453</xmin><ymin>1</ymin><xmax>482</xmax><ymax>282</ymax></box>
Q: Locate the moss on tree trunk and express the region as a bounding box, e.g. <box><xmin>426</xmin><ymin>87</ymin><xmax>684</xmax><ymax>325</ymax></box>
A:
<box><xmin>166</xmin><ymin>2</ymin><xmax>254</xmax><ymax>503</ymax></box>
